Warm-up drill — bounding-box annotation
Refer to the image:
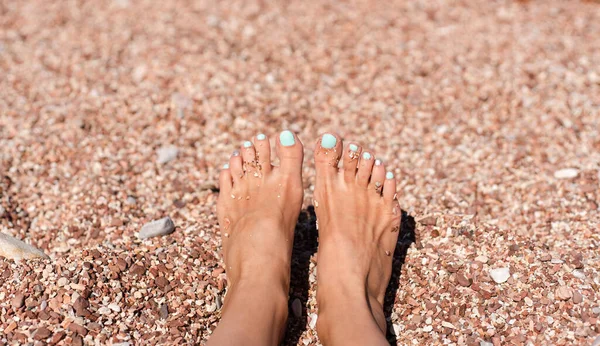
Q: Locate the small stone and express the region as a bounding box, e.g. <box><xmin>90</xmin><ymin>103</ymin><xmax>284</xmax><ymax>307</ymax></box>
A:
<box><xmin>555</xmin><ymin>286</ymin><xmax>573</xmax><ymax>301</ymax></box>
<box><xmin>551</xmin><ymin>258</ymin><xmax>564</xmax><ymax>264</ymax></box>
<box><xmin>441</xmin><ymin>321</ymin><xmax>456</xmax><ymax>329</ymax></box>
<box><xmin>309</xmin><ymin>313</ymin><xmax>318</xmax><ymax>329</ymax></box>
<box><xmin>159</xmin><ymin>303</ymin><xmax>169</xmax><ymax>319</ymax></box>
<box><xmin>456</xmin><ymin>274</ymin><xmax>472</xmax><ymax>287</ymax></box>
<box><xmin>57</xmin><ymin>277</ymin><xmax>68</xmax><ymax>287</ymax></box>
<box><xmin>592</xmin><ymin>336</ymin><xmax>600</xmax><ymax>346</ymax></box>
<box><xmin>475</xmin><ymin>255</ymin><xmax>489</xmax><ymax>263</ymax></box>
<box><xmin>524</xmin><ymin>297</ymin><xmax>533</xmax><ymax>306</ymax></box>
<box><xmin>138</xmin><ymin>217</ymin><xmax>175</xmax><ymax>239</ymax></box>
<box><xmin>489</xmin><ymin>267</ymin><xmax>510</xmax><ymax>283</ymax></box>
<box><xmin>572</xmin><ymin>291</ymin><xmax>583</xmax><ymax>304</ymax></box>
<box><xmin>418</xmin><ymin>215</ymin><xmax>437</xmax><ymax>226</ymax></box>
<box><xmin>423</xmin><ymin>325</ymin><xmax>433</xmax><ymax>332</ymax></box>
<box><xmin>155</xmin><ymin>276</ymin><xmax>169</xmax><ymax>288</ymax></box>
<box><xmin>67</xmin><ymin>322</ymin><xmax>87</xmax><ymax>336</ymax></box>
<box><xmin>34</xmin><ymin>327</ymin><xmax>52</xmax><ymax>340</ymax></box>
<box><xmin>292</xmin><ymin>298</ymin><xmax>302</xmax><ymax>318</ymax></box>
<box><xmin>480</xmin><ymin>341</ymin><xmax>494</xmax><ymax>346</ymax></box>
<box><xmin>572</xmin><ymin>270</ymin><xmax>586</xmax><ymax>279</ymax></box>
<box><xmin>125</xmin><ymin>196</ymin><xmax>137</xmax><ymax>205</ymax></box>
<box><xmin>108</xmin><ymin>303</ymin><xmax>121</xmax><ymax>312</ymax></box>
<box><xmin>554</xmin><ymin>168</ymin><xmax>579</xmax><ymax>179</ymax></box>
<box><xmin>113</xmin><ymin>343</ymin><xmax>132</xmax><ymax>346</ymax></box>
<box><xmin>156</xmin><ymin>145</ymin><xmax>179</xmax><ymax>164</ymax></box>
<box><xmin>206</xmin><ymin>302</ymin><xmax>217</xmax><ymax>312</ymax></box>
<box><xmin>0</xmin><ymin>233</ymin><xmax>49</xmax><ymax>261</ymax></box>
<box><xmin>11</xmin><ymin>293</ymin><xmax>25</xmax><ymax>309</ymax></box>
<box><xmin>539</xmin><ymin>254</ymin><xmax>551</xmax><ymax>262</ymax></box>
<box><xmin>98</xmin><ymin>306</ymin><xmax>111</xmax><ymax>315</ymax></box>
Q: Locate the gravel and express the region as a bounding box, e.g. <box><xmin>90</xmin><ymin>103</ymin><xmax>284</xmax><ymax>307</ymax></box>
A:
<box><xmin>488</xmin><ymin>268</ymin><xmax>511</xmax><ymax>284</ymax></box>
<box><xmin>0</xmin><ymin>0</ymin><xmax>599</xmax><ymax>345</ymax></box>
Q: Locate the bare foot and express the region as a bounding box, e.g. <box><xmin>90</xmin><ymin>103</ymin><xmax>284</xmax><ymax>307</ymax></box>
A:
<box><xmin>208</xmin><ymin>131</ymin><xmax>304</xmax><ymax>345</ymax></box>
<box><xmin>313</xmin><ymin>133</ymin><xmax>401</xmax><ymax>345</ymax></box>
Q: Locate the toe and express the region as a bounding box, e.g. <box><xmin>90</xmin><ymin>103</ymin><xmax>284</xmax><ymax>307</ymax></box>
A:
<box><xmin>343</xmin><ymin>142</ymin><xmax>362</xmax><ymax>183</ymax></box>
<box><xmin>314</xmin><ymin>133</ymin><xmax>343</xmax><ymax>180</ymax></box>
<box><xmin>369</xmin><ymin>159</ymin><xmax>386</xmax><ymax>195</ymax></box>
<box><xmin>240</xmin><ymin>140</ymin><xmax>259</xmax><ymax>176</ymax></box>
<box><xmin>275</xmin><ymin>130</ymin><xmax>304</xmax><ymax>176</ymax></box>
<box><xmin>229</xmin><ymin>150</ymin><xmax>243</xmax><ymax>183</ymax></box>
<box><xmin>382</xmin><ymin>170</ymin><xmax>397</xmax><ymax>202</ymax></box>
<box><xmin>219</xmin><ymin>163</ymin><xmax>233</xmax><ymax>194</ymax></box>
<box><xmin>356</xmin><ymin>150</ymin><xmax>375</xmax><ymax>187</ymax></box>
<box><xmin>253</xmin><ymin>133</ymin><xmax>272</xmax><ymax>174</ymax></box>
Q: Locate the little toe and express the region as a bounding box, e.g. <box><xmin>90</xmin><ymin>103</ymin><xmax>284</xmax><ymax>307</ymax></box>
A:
<box><xmin>356</xmin><ymin>150</ymin><xmax>375</xmax><ymax>187</ymax></box>
<box><xmin>369</xmin><ymin>159</ymin><xmax>386</xmax><ymax>195</ymax></box>
<box><xmin>314</xmin><ymin>133</ymin><xmax>343</xmax><ymax>181</ymax></box>
<box><xmin>343</xmin><ymin>143</ymin><xmax>362</xmax><ymax>183</ymax></box>
<box><xmin>382</xmin><ymin>170</ymin><xmax>397</xmax><ymax>202</ymax></box>
<box><xmin>229</xmin><ymin>150</ymin><xmax>244</xmax><ymax>182</ymax></box>
<box><xmin>253</xmin><ymin>133</ymin><xmax>272</xmax><ymax>174</ymax></box>
<box><xmin>275</xmin><ymin>130</ymin><xmax>304</xmax><ymax>176</ymax></box>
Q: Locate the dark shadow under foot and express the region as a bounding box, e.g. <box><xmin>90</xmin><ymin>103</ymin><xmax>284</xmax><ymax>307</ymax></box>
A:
<box><xmin>283</xmin><ymin>206</ymin><xmax>318</xmax><ymax>346</ymax></box>
<box><xmin>385</xmin><ymin>210</ymin><xmax>416</xmax><ymax>345</ymax></box>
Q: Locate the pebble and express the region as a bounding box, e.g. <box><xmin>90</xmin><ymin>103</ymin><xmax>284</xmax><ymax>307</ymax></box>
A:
<box><xmin>456</xmin><ymin>274</ymin><xmax>472</xmax><ymax>287</ymax></box>
<box><xmin>113</xmin><ymin>343</ymin><xmax>132</xmax><ymax>346</ymax></box>
<box><xmin>159</xmin><ymin>304</ymin><xmax>169</xmax><ymax>319</ymax></box>
<box><xmin>572</xmin><ymin>270</ymin><xmax>586</xmax><ymax>279</ymax></box>
<box><xmin>0</xmin><ymin>233</ymin><xmax>49</xmax><ymax>261</ymax></box>
<box><xmin>524</xmin><ymin>297</ymin><xmax>533</xmax><ymax>306</ymax></box>
<box><xmin>592</xmin><ymin>336</ymin><xmax>600</xmax><ymax>346</ymax></box>
<box><xmin>550</xmin><ymin>258</ymin><xmax>564</xmax><ymax>264</ymax></box>
<box><xmin>292</xmin><ymin>298</ymin><xmax>302</xmax><ymax>318</ymax></box>
<box><xmin>11</xmin><ymin>293</ymin><xmax>25</xmax><ymax>309</ymax></box>
<box><xmin>308</xmin><ymin>313</ymin><xmax>318</xmax><ymax>329</ymax></box>
<box><xmin>475</xmin><ymin>255</ymin><xmax>489</xmax><ymax>263</ymax></box>
<box><xmin>489</xmin><ymin>267</ymin><xmax>510</xmax><ymax>283</ymax></box>
<box><xmin>480</xmin><ymin>341</ymin><xmax>494</xmax><ymax>346</ymax></box>
<box><xmin>98</xmin><ymin>306</ymin><xmax>111</xmax><ymax>315</ymax></box>
<box><xmin>423</xmin><ymin>325</ymin><xmax>433</xmax><ymax>332</ymax></box>
<box><xmin>125</xmin><ymin>196</ymin><xmax>137</xmax><ymax>205</ymax></box>
<box><xmin>553</xmin><ymin>168</ymin><xmax>579</xmax><ymax>179</ymax></box>
<box><xmin>138</xmin><ymin>216</ymin><xmax>175</xmax><ymax>239</ymax></box>
<box><xmin>555</xmin><ymin>286</ymin><xmax>573</xmax><ymax>301</ymax></box>
<box><xmin>156</xmin><ymin>145</ymin><xmax>179</xmax><ymax>164</ymax></box>
<box><xmin>108</xmin><ymin>303</ymin><xmax>121</xmax><ymax>312</ymax></box>
<box><xmin>573</xmin><ymin>291</ymin><xmax>583</xmax><ymax>304</ymax></box>
<box><xmin>592</xmin><ymin>307</ymin><xmax>600</xmax><ymax>315</ymax></box>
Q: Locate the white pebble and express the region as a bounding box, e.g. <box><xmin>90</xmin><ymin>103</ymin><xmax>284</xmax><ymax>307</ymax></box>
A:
<box><xmin>489</xmin><ymin>267</ymin><xmax>510</xmax><ymax>284</ymax></box>
<box><xmin>156</xmin><ymin>146</ymin><xmax>179</xmax><ymax>164</ymax></box>
<box><xmin>0</xmin><ymin>233</ymin><xmax>49</xmax><ymax>261</ymax></box>
<box><xmin>423</xmin><ymin>325</ymin><xmax>433</xmax><ymax>332</ymax></box>
<box><xmin>554</xmin><ymin>168</ymin><xmax>579</xmax><ymax>179</ymax></box>
<box><xmin>138</xmin><ymin>217</ymin><xmax>175</xmax><ymax>239</ymax></box>
<box><xmin>308</xmin><ymin>313</ymin><xmax>318</xmax><ymax>329</ymax></box>
<box><xmin>108</xmin><ymin>303</ymin><xmax>121</xmax><ymax>312</ymax></box>
<box><xmin>480</xmin><ymin>342</ymin><xmax>494</xmax><ymax>346</ymax></box>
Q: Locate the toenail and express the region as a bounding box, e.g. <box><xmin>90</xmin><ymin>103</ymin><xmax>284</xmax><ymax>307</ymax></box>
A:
<box><xmin>222</xmin><ymin>164</ymin><xmax>229</xmax><ymax>169</ymax></box>
<box><xmin>243</xmin><ymin>141</ymin><xmax>252</xmax><ymax>148</ymax></box>
<box><xmin>232</xmin><ymin>150</ymin><xmax>240</xmax><ymax>157</ymax></box>
<box><xmin>256</xmin><ymin>133</ymin><xmax>266</xmax><ymax>140</ymax></box>
<box><xmin>375</xmin><ymin>159</ymin><xmax>382</xmax><ymax>166</ymax></box>
<box><xmin>349</xmin><ymin>144</ymin><xmax>358</xmax><ymax>152</ymax></box>
<box><xmin>279</xmin><ymin>130</ymin><xmax>295</xmax><ymax>147</ymax></box>
<box><xmin>362</xmin><ymin>152</ymin><xmax>372</xmax><ymax>160</ymax></box>
<box><xmin>386</xmin><ymin>171</ymin><xmax>394</xmax><ymax>179</ymax></box>
<box><xmin>321</xmin><ymin>134</ymin><xmax>337</xmax><ymax>149</ymax></box>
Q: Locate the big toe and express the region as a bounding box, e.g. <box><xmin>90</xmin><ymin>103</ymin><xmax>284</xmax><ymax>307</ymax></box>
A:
<box><xmin>314</xmin><ymin>133</ymin><xmax>343</xmax><ymax>180</ymax></box>
<box><xmin>275</xmin><ymin>130</ymin><xmax>304</xmax><ymax>176</ymax></box>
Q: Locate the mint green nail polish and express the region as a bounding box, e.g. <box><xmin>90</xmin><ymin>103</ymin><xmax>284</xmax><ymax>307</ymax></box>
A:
<box><xmin>386</xmin><ymin>171</ymin><xmax>394</xmax><ymax>179</ymax></box>
<box><xmin>349</xmin><ymin>144</ymin><xmax>358</xmax><ymax>152</ymax></box>
<box><xmin>243</xmin><ymin>141</ymin><xmax>252</xmax><ymax>148</ymax></box>
<box><xmin>362</xmin><ymin>152</ymin><xmax>371</xmax><ymax>160</ymax></box>
<box><xmin>257</xmin><ymin>134</ymin><xmax>266</xmax><ymax>140</ymax></box>
<box><xmin>223</xmin><ymin>164</ymin><xmax>229</xmax><ymax>169</ymax></box>
<box><xmin>280</xmin><ymin>130</ymin><xmax>295</xmax><ymax>147</ymax></box>
<box><xmin>321</xmin><ymin>134</ymin><xmax>337</xmax><ymax>149</ymax></box>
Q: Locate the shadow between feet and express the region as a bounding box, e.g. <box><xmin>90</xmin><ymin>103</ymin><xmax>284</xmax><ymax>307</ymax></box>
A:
<box><xmin>283</xmin><ymin>206</ymin><xmax>318</xmax><ymax>346</ymax></box>
<box><xmin>384</xmin><ymin>211</ymin><xmax>416</xmax><ymax>344</ymax></box>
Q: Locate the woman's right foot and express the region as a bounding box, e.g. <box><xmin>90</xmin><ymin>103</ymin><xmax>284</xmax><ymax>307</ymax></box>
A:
<box><xmin>312</xmin><ymin>133</ymin><xmax>401</xmax><ymax>345</ymax></box>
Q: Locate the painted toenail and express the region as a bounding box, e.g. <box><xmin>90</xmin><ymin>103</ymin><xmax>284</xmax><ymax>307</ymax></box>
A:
<box><xmin>375</xmin><ymin>159</ymin><xmax>382</xmax><ymax>166</ymax></box>
<box><xmin>223</xmin><ymin>164</ymin><xmax>229</xmax><ymax>169</ymax></box>
<box><xmin>280</xmin><ymin>130</ymin><xmax>295</xmax><ymax>147</ymax></box>
<box><xmin>232</xmin><ymin>150</ymin><xmax>240</xmax><ymax>157</ymax></box>
<box><xmin>386</xmin><ymin>171</ymin><xmax>394</xmax><ymax>179</ymax></box>
<box><xmin>362</xmin><ymin>152</ymin><xmax>372</xmax><ymax>160</ymax></box>
<box><xmin>321</xmin><ymin>134</ymin><xmax>337</xmax><ymax>149</ymax></box>
<box><xmin>256</xmin><ymin>133</ymin><xmax>266</xmax><ymax>140</ymax></box>
<box><xmin>243</xmin><ymin>141</ymin><xmax>252</xmax><ymax>148</ymax></box>
<box><xmin>349</xmin><ymin>144</ymin><xmax>358</xmax><ymax>152</ymax></box>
